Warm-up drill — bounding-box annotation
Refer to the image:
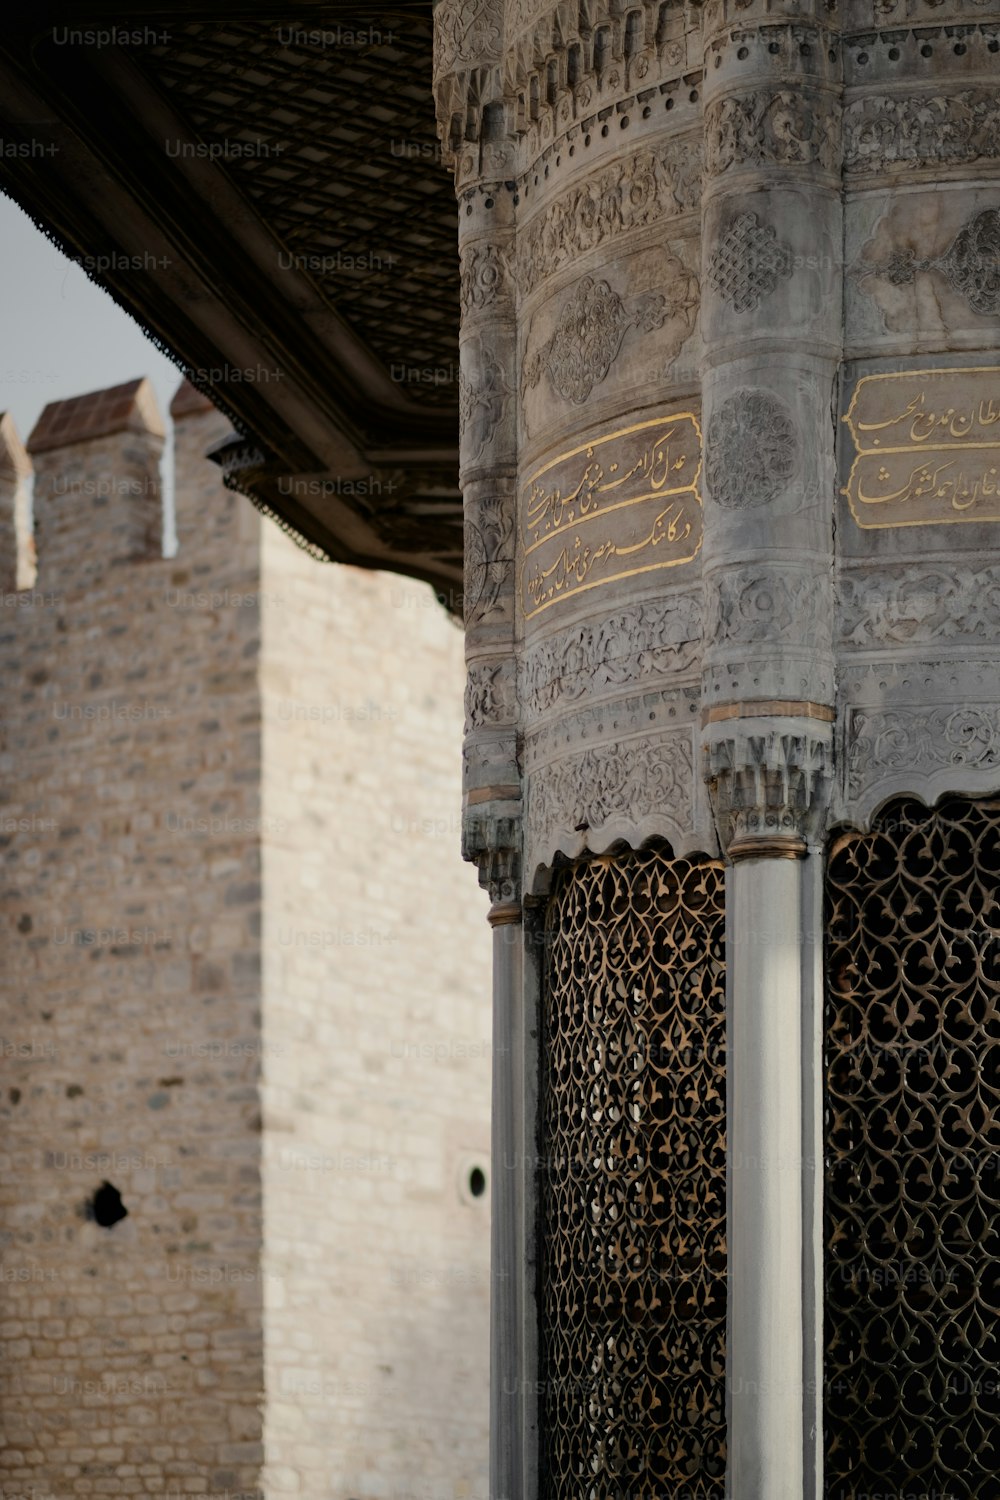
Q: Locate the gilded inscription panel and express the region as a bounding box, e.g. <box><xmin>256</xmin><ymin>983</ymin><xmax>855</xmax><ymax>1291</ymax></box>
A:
<box><xmin>842</xmin><ymin>367</ymin><xmax>1000</xmax><ymax>529</ymax></box>
<box><xmin>521</xmin><ymin>412</ymin><xmax>703</xmax><ymax>622</ymax></box>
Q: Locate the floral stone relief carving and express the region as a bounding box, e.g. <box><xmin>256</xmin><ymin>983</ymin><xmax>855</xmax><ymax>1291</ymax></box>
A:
<box><xmin>844</xmin><ymin>92</ymin><xmax>1000</xmax><ymax>176</ymax></box>
<box><xmin>861</xmin><ymin>207</ymin><xmax>1000</xmax><ymax>318</ymax></box>
<box><xmin>526</xmin><ymin>732</ymin><xmax>695</xmax><ymax>858</ymax></box>
<box><xmin>460</xmin><ymin>337</ymin><xmax>513</xmax><ymax>465</ymax></box>
<box><xmin>520</xmin><ymin>595</ymin><xmax>703</xmax><ymax>720</ymax></box>
<box><xmin>516</xmin><ymin>138</ymin><xmax>702</xmax><ymax>301</ymax></box>
<box><xmin>846</xmin><ymin>705</ymin><xmax>1000</xmax><ymax>800</ymax></box>
<box><xmin>705</xmin><ymin>391</ymin><xmax>797</xmax><ymax>510</ymax></box>
<box><xmin>525</xmin><ymin>275</ymin><xmax>673</xmax><ymax>404</ymax></box>
<box><xmin>465</xmin><ymin>492</ymin><xmax>515</xmax><ymax>625</ymax></box>
<box><xmin>710</xmin><ymin>566</ymin><xmax>826</xmax><ymax>645</ymax></box>
<box><xmin>838</xmin><ymin>563</ymin><xmax>1000</xmax><ymax>648</ymax></box>
<box><xmin>705</xmin><ymin>91</ymin><xmax>840</xmax><ymax>176</ymax></box>
<box><xmin>460</xmin><ymin>242</ymin><xmax>512</xmax><ymax>314</ymax></box>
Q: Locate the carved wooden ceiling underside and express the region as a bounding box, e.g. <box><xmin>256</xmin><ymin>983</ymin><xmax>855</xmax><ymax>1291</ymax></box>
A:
<box><xmin>0</xmin><ymin>1</ymin><xmax>463</xmax><ymax>601</ymax></box>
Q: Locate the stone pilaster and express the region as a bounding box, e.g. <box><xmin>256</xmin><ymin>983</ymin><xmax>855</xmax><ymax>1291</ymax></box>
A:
<box><xmin>699</xmin><ymin>9</ymin><xmax>841</xmax><ymax>1493</ymax></box>
<box><xmin>436</xmin><ymin>11</ymin><xmax>526</xmax><ymax>1498</ymax></box>
<box><xmin>699</xmin><ymin>0</ymin><xmax>840</xmax><ymax>717</ymax></box>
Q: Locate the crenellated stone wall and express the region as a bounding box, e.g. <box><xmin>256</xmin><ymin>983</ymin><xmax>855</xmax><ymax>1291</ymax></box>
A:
<box><xmin>0</xmin><ymin>379</ymin><xmax>492</xmax><ymax>1500</ymax></box>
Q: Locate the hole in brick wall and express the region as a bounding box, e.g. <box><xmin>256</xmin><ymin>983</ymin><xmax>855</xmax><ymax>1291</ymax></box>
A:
<box><xmin>88</xmin><ymin>1181</ymin><xmax>128</xmax><ymax>1228</ymax></box>
<box><xmin>468</xmin><ymin>1166</ymin><xmax>487</xmax><ymax>1199</ymax></box>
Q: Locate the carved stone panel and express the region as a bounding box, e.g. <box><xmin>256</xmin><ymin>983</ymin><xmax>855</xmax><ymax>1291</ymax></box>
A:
<box><xmin>460</xmin><ymin>242</ymin><xmax>512</xmax><ymax>315</ymax></box>
<box><xmin>707</xmin><ymin>564</ymin><xmax>828</xmax><ymax>648</ymax></box>
<box><xmin>705</xmin><ymin>391</ymin><xmax>798</xmax><ymax>511</ymax></box>
<box><xmin>433</xmin><ymin>0</ymin><xmax>501</xmax><ymax>76</ymax></box>
<box><xmin>849</xmin><ymin>193</ymin><xmax>1000</xmax><ymax>344</ymax></box>
<box><xmin>515</xmin><ymin>137</ymin><xmax>702</xmax><ymax>304</ymax></box>
<box><xmin>526</xmin><ymin>729</ymin><xmax>697</xmax><ymax>873</ymax></box>
<box><xmin>838</xmin><ymin>561</ymin><xmax>1000</xmax><ymax>649</ymax></box>
<box><xmin>707</xmin><ymin>210</ymin><xmax>793</xmax><ymax>314</ymax></box>
<box><xmin>465</xmin><ymin>490</ymin><xmax>516</xmax><ymax>627</ymax></box>
<box><xmin>520</xmin><ymin>594</ymin><xmax>702</xmax><ymax>723</ymax></box>
<box><xmin>843</xmin><ymin>92</ymin><xmax>1000</xmax><ymax>178</ymax></box>
<box><xmin>841</xmin><ymin>367</ymin><xmax>1000</xmax><ymax>531</ymax></box>
<box><xmin>873</xmin><ymin>207</ymin><xmax>1000</xmax><ymax>317</ymax></box>
<box><xmin>460</xmin><ymin>333</ymin><xmax>514</xmax><ymax>470</ymax></box>
<box><xmin>520</xmin><ymin>244</ymin><xmax>700</xmax><ymax>439</ymax></box>
<box><xmin>520</xmin><ymin>411</ymin><xmax>703</xmax><ymax>628</ymax></box>
<box><xmin>465</xmin><ymin>657</ymin><xmax>518</xmax><ymax>731</ymax></box>
<box><xmin>845</xmin><ymin>703</ymin><xmax>1000</xmax><ymax>805</ymax></box>
<box><xmin>524</xmin><ymin>273</ymin><xmax>685</xmax><ymax>406</ymax></box>
<box><xmin>705</xmin><ymin>90</ymin><xmax>840</xmax><ymax>176</ymax></box>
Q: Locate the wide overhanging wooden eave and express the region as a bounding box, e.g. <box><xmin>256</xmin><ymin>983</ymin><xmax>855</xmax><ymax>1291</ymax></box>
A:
<box><xmin>0</xmin><ymin>0</ymin><xmax>463</xmax><ymax>604</ymax></box>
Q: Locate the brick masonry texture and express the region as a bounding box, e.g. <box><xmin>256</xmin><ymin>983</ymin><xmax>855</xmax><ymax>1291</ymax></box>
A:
<box><xmin>0</xmin><ymin>381</ymin><xmax>491</xmax><ymax>1500</ymax></box>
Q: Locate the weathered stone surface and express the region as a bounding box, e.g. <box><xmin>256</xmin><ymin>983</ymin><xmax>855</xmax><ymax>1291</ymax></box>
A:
<box><xmin>0</xmin><ymin>383</ymin><xmax>492</xmax><ymax>1500</ymax></box>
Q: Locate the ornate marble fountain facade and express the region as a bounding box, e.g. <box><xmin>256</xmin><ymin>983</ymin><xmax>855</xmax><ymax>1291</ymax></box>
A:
<box><xmin>434</xmin><ymin>1</ymin><xmax>1000</xmax><ymax>1496</ymax></box>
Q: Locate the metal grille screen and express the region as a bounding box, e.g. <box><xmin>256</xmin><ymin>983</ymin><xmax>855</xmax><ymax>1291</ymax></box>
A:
<box><xmin>824</xmin><ymin>795</ymin><xmax>1000</xmax><ymax>1498</ymax></box>
<box><xmin>539</xmin><ymin>845</ymin><xmax>727</xmax><ymax>1499</ymax></box>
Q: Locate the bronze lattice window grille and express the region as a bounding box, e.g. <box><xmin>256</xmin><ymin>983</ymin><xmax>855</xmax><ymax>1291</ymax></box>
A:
<box><xmin>539</xmin><ymin>843</ymin><xmax>727</xmax><ymax>1500</ymax></box>
<box><xmin>825</xmin><ymin>795</ymin><xmax>1000</xmax><ymax>1499</ymax></box>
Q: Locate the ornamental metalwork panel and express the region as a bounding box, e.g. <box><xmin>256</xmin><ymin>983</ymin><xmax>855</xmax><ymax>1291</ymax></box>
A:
<box><xmin>825</xmin><ymin>795</ymin><xmax>1000</xmax><ymax>1499</ymax></box>
<box><xmin>539</xmin><ymin>845</ymin><xmax>727</xmax><ymax>1500</ymax></box>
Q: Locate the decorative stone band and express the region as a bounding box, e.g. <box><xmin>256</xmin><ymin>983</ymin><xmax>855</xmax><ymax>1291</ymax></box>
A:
<box><xmin>704</xmin><ymin>718</ymin><xmax>833</xmax><ymax>859</ymax></box>
<box><xmin>704</xmin><ymin>88</ymin><xmax>841</xmax><ymax>179</ymax></box>
<box><xmin>462</xmin><ymin>810</ymin><xmax>523</xmax><ymax>916</ymax></box>
<box><xmin>435</xmin><ymin>0</ymin><xmax>702</xmax><ymax>174</ymax></box>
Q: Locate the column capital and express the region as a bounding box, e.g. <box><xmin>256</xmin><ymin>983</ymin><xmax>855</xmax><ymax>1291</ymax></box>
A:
<box><xmin>704</xmin><ymin>717</ymin><xmax>832</xmax><ymax>859</ymax></box>
<box><xmin>463</xmin><ymin>809</ymin><xmax>523</xmax><ymax>917</ymax></box>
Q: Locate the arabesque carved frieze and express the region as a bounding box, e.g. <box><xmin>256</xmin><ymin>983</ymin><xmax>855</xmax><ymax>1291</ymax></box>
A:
<box><xmin>520</xmin><ymin>594</ymin><xmax>702</xmax><ymax>720</ymax></box>
<box><xmin>846</xmin><ymin>705</ymin><xmax>1000</xmax><ymax>801</ymax></box>
<box><xmin>526</xmin><ymin>731</ymin><xmax>695</xmax><ymax>864</ymax></box>
<box><xmin>838</xmin><ymin>562</ymin><xmax>1000</xmax><ymax>648</ymax></box>
<box><xmin>705</xmin><ymin>90</ymin><xmax>840</xmax><ymax>176</ymax></box>
<box><xmin>708</xmin><ymin>565</ymin><xmax>827</xmax><ymax>646</ymax></box>
<box><xmin>844</xmin><ymin>91</ymin><xmax>1000</xmax><ymax>175</ymax></box>
<box><xmin>516</xmin><ymin>138</ymin><xmax>701</xmax><ymax>301</ymax></box>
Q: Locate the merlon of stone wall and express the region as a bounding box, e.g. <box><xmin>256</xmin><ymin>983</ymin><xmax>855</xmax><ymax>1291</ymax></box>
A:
<box><xmin>26</xmin><ymin>378</ymin><xmax>165</xmax><ymax>585</ymax></box>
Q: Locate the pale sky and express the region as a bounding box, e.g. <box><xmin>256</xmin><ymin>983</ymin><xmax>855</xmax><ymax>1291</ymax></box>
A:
<box><xmin>0</xmin><ymin>194</ymin><xmax>199</xmax><ymax>552</ymax></box>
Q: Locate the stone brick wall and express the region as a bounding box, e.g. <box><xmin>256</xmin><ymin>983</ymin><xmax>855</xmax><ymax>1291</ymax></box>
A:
<box><xmin>0</xmin><ymin>382</ymin><xmax>265</xmax><ymax>1498</ymax></box>
<box><xmin>0</xmin><ymin>379</ymin><xmax>491</xmax><ymax>1500</ymax></box>
<box><xmin>258</xmin><ymin>528</ymin><xmax>491</xmax><ymax>1500</ymax></box>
